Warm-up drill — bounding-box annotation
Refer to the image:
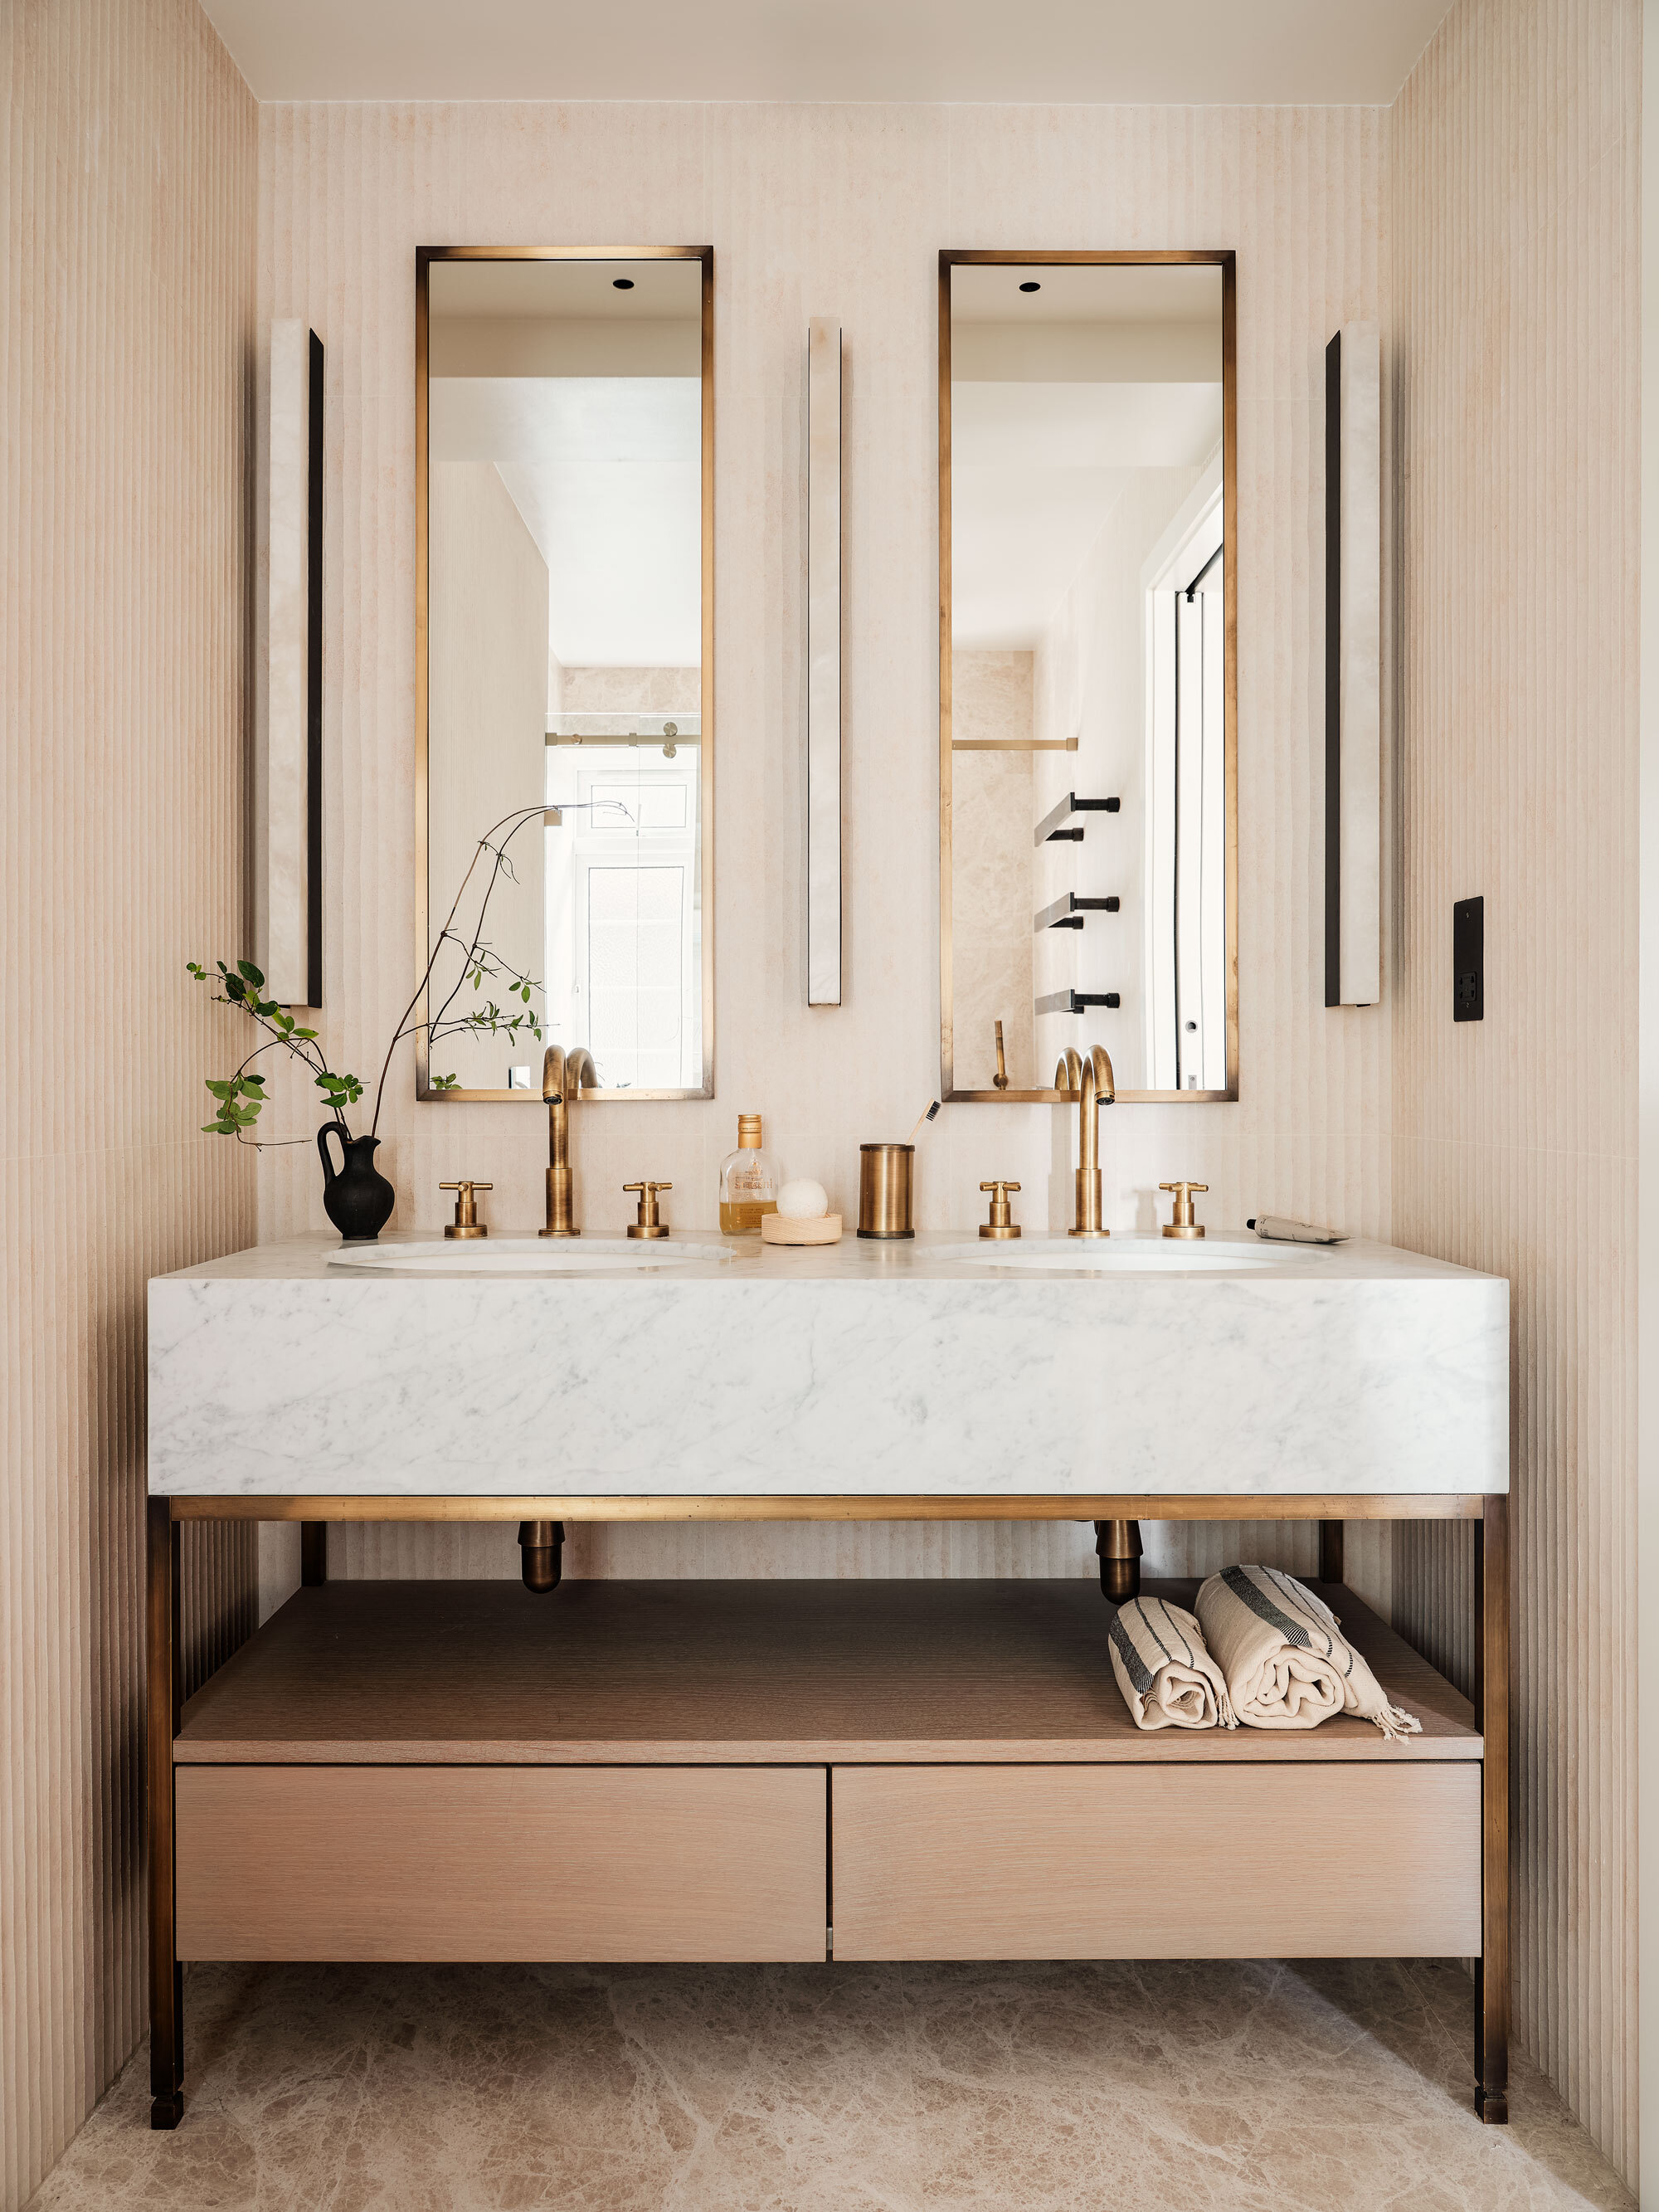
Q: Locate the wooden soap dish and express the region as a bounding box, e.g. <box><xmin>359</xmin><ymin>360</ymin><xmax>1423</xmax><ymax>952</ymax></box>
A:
<box><xmin>761</xmin><ymin>1212</ymin><xmax>843</xmax><ymax>1246</ymax></box>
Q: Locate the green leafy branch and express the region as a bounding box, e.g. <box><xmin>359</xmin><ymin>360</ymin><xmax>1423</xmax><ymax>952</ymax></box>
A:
<box><xmin>189</xmin><ymin>806</ymin><xmax>549</xmax><ymax>1143</ymax></box>
<box><xmin>187</xmin><ymin>960</ymin><xmax>362</xmax><ymax>1145</ymax></box>
<box><xmin>421</xmin><ymin>933</ymin><xmax>542</xmax><ymax>1094</ymax></box>
<box><xmin>370</xmin><ymin>807</ymin><xmax>548</xmax><ymax>1124</ymax></box>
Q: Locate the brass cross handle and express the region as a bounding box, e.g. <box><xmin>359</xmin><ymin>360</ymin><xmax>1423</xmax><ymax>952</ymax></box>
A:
<box><xmin>1160</xmin><ymin>1180</ymin><xmax>1208</xmax><ymax>1240</ymax></box>
<box><xmin>979</xmin><ymin>1179</ymin><xmax>1022</xmax><ymax>1240</ymax></box>
<box><xmin>624</xmin><ymin>1180</ymin><xmax>673</xmax><ymax>1240</ymax></box>
<box><xmin>440</xmin><ymin>1180</ymin><xmax>493</xmax><ymax>1238</ymax></box>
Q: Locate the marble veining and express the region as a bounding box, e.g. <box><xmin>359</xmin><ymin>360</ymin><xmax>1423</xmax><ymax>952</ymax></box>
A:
<box><xmin>148</xmin><ymin>1231</ymin><xmax>1506</xmax><ymax>1498</ymax></box>
<box><xmin>27</xmin><ymin>1957</ymin><xmax>1631</xmax><ymax>2212</ymax></box>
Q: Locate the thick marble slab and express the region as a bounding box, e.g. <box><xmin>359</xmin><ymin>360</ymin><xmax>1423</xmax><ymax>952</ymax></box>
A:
<box><xmin>148</xmin><ymin>1230</ymin><xmax>1508</xmax><ymax>1499</ymax></box>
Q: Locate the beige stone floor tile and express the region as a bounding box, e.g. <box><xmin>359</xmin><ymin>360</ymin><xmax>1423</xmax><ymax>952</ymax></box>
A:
<box><xmin>27</xmin><ymin>1958</ymin><xmax>1633</xmax><ymax>2212</ymax></box>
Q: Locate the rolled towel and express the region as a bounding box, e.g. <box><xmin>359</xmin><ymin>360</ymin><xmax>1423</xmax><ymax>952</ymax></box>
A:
<box><xmin>1107</xmin><ymin>1595</ymin><xmax>1237</xmax><ymax>1732</ymax></box>
<box><xmin>1195</xmin><ymin>1565</ymin><xmax>1423</xmax><ymax>1742</ymax></box>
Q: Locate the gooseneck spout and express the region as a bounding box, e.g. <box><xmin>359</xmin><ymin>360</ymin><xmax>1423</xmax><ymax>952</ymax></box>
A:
<box><xmin>540</xmin><ymin>1045</ymin><xmax>597</xmax><ymax>1237</ymax></box>
<box><xmin>1055</xmin><ymin>1044</ymin><xmax>1114</xmax><ymax>1239</ymax></box>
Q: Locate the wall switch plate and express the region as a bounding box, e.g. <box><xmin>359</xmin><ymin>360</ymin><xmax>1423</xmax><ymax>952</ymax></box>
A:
<box><xmin>1453</xmin><ymin>896</ymin><xmax>1484</xmax><ymax>1022</ymax></box>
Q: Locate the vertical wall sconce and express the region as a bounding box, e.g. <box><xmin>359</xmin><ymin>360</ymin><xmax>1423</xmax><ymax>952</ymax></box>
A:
<box><xmin>259</xmin><ymin>321</ymin><xmax>324</xmax><ymax>1006</ymax></box>
<box><xmin>806</xmin><ymin>319</ymin><xmax>843</xmax><ymax>1005</ymax></box>
<box><xmin>1323</xmin><ymin>321</ymin><xmax>1380</xmax><ymax>1008</ymax></box>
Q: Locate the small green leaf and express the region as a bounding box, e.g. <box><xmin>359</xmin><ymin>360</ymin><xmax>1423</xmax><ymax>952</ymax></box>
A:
<box><xmin>236</xmin><ymin>959</ymin><xmax>265</xmax><ymax>986</ymax></box>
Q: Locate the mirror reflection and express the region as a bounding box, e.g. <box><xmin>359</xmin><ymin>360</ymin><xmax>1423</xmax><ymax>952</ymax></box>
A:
<box><xmin>942</xmin><ymin>256</ymin><xmax>1234</xmax><ymax>1100</ymax></box>
<box><xmin>421</xmin><ymin>251</ymin><xmax>710</xmax><ymax>1098</ymax></box>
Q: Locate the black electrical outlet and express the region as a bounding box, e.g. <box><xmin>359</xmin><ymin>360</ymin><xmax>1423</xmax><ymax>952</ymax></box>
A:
<box><xmin>1453</xmin><ymin>896</ymin><xmax>1483</xmax><ymax>1022</ymax></box>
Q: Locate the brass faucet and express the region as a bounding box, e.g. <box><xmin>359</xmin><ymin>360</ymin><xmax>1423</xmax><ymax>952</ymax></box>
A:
<box><xmin>1054</xmin><ymin>1044</ymin><xmax>1115</xmax><ymax>1238</ymax></box>
<box><xmin>539</xmin><ymin>1044</ymin><xmax>597</xmax><ymax>1237</ymax></box>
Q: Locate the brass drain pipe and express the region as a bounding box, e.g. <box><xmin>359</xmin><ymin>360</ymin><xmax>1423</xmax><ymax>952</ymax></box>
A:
<box><xmin>518</xmin><ymin>1520</ymin><xmax>566</xmax><ymax>1593</ymax></box>
<box><xmin>1094</xmin><ymin>1519</ymin><xmax>1142</xmax><ymax>1604</ymax></box>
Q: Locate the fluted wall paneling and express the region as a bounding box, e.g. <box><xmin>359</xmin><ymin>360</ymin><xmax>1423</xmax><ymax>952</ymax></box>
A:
<box><xmin>255</xmin><ymin>99</ymin><xmax>1388</xmax><ymax>1601</ymax></box>
<box><xmin>1389</xmin><ymin>0</ymin><xmax>1639</xmax><ymax>2183</ymax></box>
<box><xmin>0</xmin><ymin>5</ymin><xmax>256</xmax><ymax>2206</ymax></box>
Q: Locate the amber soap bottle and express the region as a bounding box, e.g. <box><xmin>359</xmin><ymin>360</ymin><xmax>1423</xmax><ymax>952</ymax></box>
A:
<box><xmin>718</xmin><ymin>1113</ymin><xmax>780</xmax><ymax>1234</ymax></box>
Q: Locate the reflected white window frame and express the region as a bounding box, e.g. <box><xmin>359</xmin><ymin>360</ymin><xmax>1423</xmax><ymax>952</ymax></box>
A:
<box><xmin>1143</xmin><ymin>462</ymin><xmax>1226</xmax><ymax>1094</ymax></box>
<box><xmin>561</xmin><ymin>754</ymin><xmax>701</xmax><ymax>1091</ymax></box>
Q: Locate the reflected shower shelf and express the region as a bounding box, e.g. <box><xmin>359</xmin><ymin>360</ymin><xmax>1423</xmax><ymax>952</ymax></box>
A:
<box><xmin>1036</xmin><ymin>988</ymin><xmax>1121</xmax><ymax>1015</ymax></box>
<box><xmin>1034</xmin><ymin>791</ymin><xmax>1121</xmax><ymax>845</ymax></box>
<box><xmin>1035</xmin><ymin>893</ymin><xmax>1121</xmax><ymax>933</ymax></box>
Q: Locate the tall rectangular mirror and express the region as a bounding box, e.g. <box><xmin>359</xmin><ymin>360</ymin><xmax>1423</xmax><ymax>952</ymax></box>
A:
<box><xmin>940</xmin><ymin>251</ymin><xmax>1236</xmax><ymax>1102</ymax></box>
<box><xmin>416</xmin><ymin>246</ymin><xmax>713</xmax><ymax>1101</ymax></box>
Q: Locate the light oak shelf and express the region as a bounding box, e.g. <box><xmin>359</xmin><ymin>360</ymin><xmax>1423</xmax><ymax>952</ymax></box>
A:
<box><xmin>175</xmin><ymin>1576</ymin><xmax>1478</xmax><ymax>1768</ymax></box>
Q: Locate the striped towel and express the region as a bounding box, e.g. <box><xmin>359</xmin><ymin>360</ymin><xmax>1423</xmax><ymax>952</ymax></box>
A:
<box><xmin>1194</xmin><ymin>1565</ymin><xmax>1423</xmax><ymax>1742</ymax></box>
<box><xmin>1107</xmin><ymin>1596</ymin><xmax>1237</xmax><ymax>1732</ymax></box>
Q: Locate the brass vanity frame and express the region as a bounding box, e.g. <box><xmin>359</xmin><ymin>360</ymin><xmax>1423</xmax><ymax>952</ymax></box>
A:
<box><xmin>146</xmin><ymin>1486</ymin><xmax>1509</xmax><ymax>2130</ymax></box>
<box><xmin>412</xmin><ymin>242</ymin><xmax>717</xmax><ymax>1104</ymax></box>
<box><xmin>937</xmin><ymin>247</ymin><xmax>1239</xmax><ymax>1104</ymax></box>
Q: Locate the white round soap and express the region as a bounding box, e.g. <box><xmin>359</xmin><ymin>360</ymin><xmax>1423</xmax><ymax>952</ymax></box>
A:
<box><xmin>776</xmin><ymin>1177</ymin><xmax>829</xmax><ymax>1220</ymax></box>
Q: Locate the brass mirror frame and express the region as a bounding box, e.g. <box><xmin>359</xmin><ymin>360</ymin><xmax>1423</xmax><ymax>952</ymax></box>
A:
<box><xmin>414</xmin><ymin>243</ymin><xmax>715</xmax><ymax>1104</ymax></box>
<box><xmin>938</xmin><ymin>247</ymin><xmax>1238</xmax><ymax>1104</ymax></box>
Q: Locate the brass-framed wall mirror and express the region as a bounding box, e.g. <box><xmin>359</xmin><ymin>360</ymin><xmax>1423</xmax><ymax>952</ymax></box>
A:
<box><xmin>939</xmin><ymin>250</ymin><xmax>1237</xmax><ymax>1103</ymax></box>
<box><xmin>416</xmin><ymin>246</ymin><xmax>713</xmax><ymax>1102</ymax></box>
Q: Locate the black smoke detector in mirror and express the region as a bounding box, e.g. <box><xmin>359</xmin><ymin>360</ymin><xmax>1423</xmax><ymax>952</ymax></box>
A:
<box><xmin>1019</xmin><ymin>280</ymin><xmax>1040</xmax><ymax>292</ymax></box>
<box><xmin>612</xmin><ymin>277</ymin><xmax>635</xmax><ymax>290</ymax></box>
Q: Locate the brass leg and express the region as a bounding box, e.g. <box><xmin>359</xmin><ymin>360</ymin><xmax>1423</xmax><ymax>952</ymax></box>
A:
<box><xmin>1094</xmin><ymin>1519</ymin><xmax>1141</xmax><ymax>1603</ymax></box>
<box><xmin>147</xmin><ymin>1498</ymin><xmax>184</xmax><ymax>2128</ymax></box>
<box><xmin>1317</xmin><ymin>1519</ymin><xmax>1345</xmax><ymax>1585</ymax></box>
<box><xmin>300</xmin><ymin>1522</ymin><xmax>328</xmax><ymax>1586</ymax></box>
<box><xmin>1474</xmin><ymin>1493</ymin><xmax>1510</xmax><ymax>2122</ymax></box>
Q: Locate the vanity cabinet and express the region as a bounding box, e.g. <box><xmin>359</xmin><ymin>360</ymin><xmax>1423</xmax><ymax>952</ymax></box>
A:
<box><xmin>154</xmin><ymin>1562</ymin><xmax>1496</xmax><ymax>2090</ymax></box>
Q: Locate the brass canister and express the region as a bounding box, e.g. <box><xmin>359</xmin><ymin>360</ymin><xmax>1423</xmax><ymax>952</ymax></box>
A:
<box><xmin>858</xmin><ymin>1143</ymin><xmax>915</xmax><ymax>1239</ymax></box>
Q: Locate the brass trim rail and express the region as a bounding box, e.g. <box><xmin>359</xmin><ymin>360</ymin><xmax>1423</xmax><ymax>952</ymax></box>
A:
<box><xmin>162</xmin><ymin>1492</ymin><xmax>1492</xmax><ymax>1523</ymax></box>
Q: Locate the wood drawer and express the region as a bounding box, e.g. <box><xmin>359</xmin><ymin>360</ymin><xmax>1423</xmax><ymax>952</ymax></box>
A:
<box><xmin>178</xmin><ymin>1765</ymin><xmax>827</xmax><ymax>1962</ymax></box>
<box><xmin>832</xmin><ymin>1763</ymin><xmax>1481</xmax><ymax>1961</ymax></box>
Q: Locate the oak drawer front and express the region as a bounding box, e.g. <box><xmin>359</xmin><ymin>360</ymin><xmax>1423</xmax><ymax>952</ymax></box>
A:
<box><xmin>832</xmin><ymin>1764</ymin><xmax>1481</xmax><ymax>1961</ymax></box>
<box><xmin>178</xmin><ymin>1765</ymin><xmax>826</xmax><ymax>1962</ymax></box>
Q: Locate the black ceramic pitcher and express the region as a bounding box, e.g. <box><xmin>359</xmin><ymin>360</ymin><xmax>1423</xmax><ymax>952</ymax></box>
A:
<box><xmin>317</xmin><ymin>1126</ymin><xmax>395</xmax><ymax>1241</ymax></box>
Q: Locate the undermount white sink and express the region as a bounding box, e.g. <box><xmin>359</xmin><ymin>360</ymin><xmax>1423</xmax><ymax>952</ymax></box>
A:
<box><xmin>936</xmin><ymin>1236</ymin><xmax>1286</xmax><ymax>1274</ymax></box>
<box><xmin>327</xmin><ymin>1237</ymin><xmax>738</xmax><ymax>1275</ymax></box>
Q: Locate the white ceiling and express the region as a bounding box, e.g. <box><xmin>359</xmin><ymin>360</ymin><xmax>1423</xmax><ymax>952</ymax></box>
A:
<box><xmin>431</xmin><ymin>378</ymin><xmax>702</xmax><ymax>666</ymax></box>
<box><xmin>952</xmin><ymin>382</ymin><xmax>1223</xmax><ymax>649</ymax></box>
<box><xmin>951</xmin><ymin>264</ymin><xmax>1223</xmax><ymax>324</ymax></box>
<box><xmin>428</xmin><ymin>260</ymin><xmax>702</xmax><ymax>318</ymax></box>
<box><xmin>202</xmin><ymin>0</ymin><xmax>1454</xmax><ymax>106</ymax></box>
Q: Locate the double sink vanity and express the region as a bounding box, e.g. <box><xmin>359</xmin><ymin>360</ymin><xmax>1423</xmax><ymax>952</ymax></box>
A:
<box><xmin>147</xmin><ymin>241</ymin><xmax>1511</xmax><ymax>2137</ymax></box>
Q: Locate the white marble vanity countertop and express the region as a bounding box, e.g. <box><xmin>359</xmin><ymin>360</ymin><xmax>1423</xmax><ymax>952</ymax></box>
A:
<box><xmin>148</xmin><ymin>1230</ymin><xmax>1508</xmax><ymax>1499</ymax></box>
